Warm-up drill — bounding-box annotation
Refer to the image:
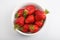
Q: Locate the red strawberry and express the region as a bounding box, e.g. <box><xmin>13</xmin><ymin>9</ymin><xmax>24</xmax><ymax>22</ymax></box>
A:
<box><xmin>35</xmin><ymin>21</ymin><xmax>43</xmax><ymax>27</ymax></box>
<box><xmin>15</xmin><ymin>16</ymin><xmax>24</xmax><ymax>26</ymax></box>
<box><xmin>29</xmin><ymin>25</ymin><xmax>39</xmax><ymax>33</ymax></box>
<box><xmin>20</xmin><ymin>24</ymin><xmax>29</xmax><ymax>33</ymax></box>
<box><xmin>35</xmin><ymin>10</ymin><xmax>45</xmax><ymax>15</ymax></box>
<box><xmin>35</xmin><ymin>14</ymin><xmax>46</xmax><ymax>21</ymax></box>
<box><xmin>25</xmin><ymin>15</ymin><xmax>35</xmax><ymax>23</ymax></box>
<box><xmin>35</xmin><ymin>10</ymin><xmax>46</xmax><ymax>21</ymax></box>
<box><xmin>15</xmin><ymin>9</ymin><xmax>24</xmax><ymax>18</ymax></box>
<box><xmin>24</xmin><ymin>5</ymin><xmax>35</xmax><ymax>15</ymax></box>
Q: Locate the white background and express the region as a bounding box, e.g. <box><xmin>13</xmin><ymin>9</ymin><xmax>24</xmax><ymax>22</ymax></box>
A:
<box><xmin>0</xmin><ymin>0</ymin><xmax>60</xmax><ymax>40</ymax></box>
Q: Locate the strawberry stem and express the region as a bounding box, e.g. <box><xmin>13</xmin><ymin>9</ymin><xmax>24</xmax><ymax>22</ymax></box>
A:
<box><xmin>45</xmin><ymin>9</ymin><xmax>49</xmax><ymax>14</ymax></box>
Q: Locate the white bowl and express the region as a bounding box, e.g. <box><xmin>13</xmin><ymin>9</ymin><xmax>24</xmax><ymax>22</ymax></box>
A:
<box><xmin>12</xmin><ymin>3</ymin><xmax>45</xmax><ymax>36</ymax></box>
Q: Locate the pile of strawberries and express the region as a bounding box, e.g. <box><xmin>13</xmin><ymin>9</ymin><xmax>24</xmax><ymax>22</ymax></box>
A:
<box><xmin>14</xmin><ymin>5</ymin><xmax>49</xmax><ymax>33</ymax></box>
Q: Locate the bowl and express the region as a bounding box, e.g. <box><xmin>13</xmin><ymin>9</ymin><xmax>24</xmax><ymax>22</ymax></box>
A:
<box><xmin>12</xmin><ymin>3</ymin><xmax>46</xmax><ymax>36</ymax></box>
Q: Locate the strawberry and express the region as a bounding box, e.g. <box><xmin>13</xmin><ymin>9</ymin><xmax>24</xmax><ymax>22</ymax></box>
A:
<box><xmin>15</xmin><ymin>16</ymin><xmax>24</xmax><ymax>26</ymax></box>
<box><xmin>23</xmin><ymin>24</ymin><xmax>29</xmax><ymax>30</ymax></box>
<box><xmin>20</xmin><ymin>24</ymin><xmax>29</xmax><ymax>33</ymax></box>
<box><xmin>25</xmin><ymin>15</ymin><xmax>35</xmax><ymax>23</ymax></box>
<box><xmin>35</xmin><ymin>21</ymin><xmax>43</xmax><ymax>27</ymax></box>
<box><xmin>35</xmin><ymin>10</ymin><xmax>46</xmax><ymax>21</ymax></box>
<box><xmin>35</xmin><ymin>9</ymin><xmax>49</xmax><ymax>15</ymax></box>
<box><xmin>29</xmin><ymin>25</ymin><xmax>39</xmax><ymax>33</ymax></box>
<box><xmin>15</xmin><ymin>9</ymin><xmax>24</xmax><ymax>18</ymax></box>
<box><xmin>35</xmin><ymin>10</ymin><xmax>45</xmax><ymax>15</ymax></box>
<box><xmin>35</xmin><ymin>14</ymin><xmax>46</xmax><ymax>21</ymax></box>
<box><xmin>23</xmin><ymin>5</ymin><xmax>35</xmax><ymax>16</ymax></box>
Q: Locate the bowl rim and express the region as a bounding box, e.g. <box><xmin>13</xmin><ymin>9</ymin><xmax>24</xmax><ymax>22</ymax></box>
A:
<box><xmin>11</xmin><ymin>2</ymin><xmax>45</xmax><ymax>36</ymax></box>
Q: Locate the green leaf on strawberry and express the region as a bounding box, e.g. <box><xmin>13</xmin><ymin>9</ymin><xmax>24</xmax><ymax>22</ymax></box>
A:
<box><xmin>29</xmin><ymin>25</ymin><xmax>34</xmax><ymax>30</ymax></box>
<box><xmin>45</xmin><ymin>9</ymin><xmax>49</xmax><ymax>14</ymax></box>
<box><xmin>23</xmin><ymin>9</ymin><xmax>28</xmax><ymax>18</ymax></box>
<box><xmin>15</xmin><ymin>13</ymin><xmax>19</xmax><ymax>18</ymax></box>
<box><xmin>18</xmin><ymin>27</ymin><xmax>23</xmax><ymax>31</ymax></box>
<box><xmin>14</xmin><ymin>24</ymin><xmax>23</xmax><ymax>31</ymax></box>
<box><xmin>14</xmin><ymin>24</ymin><xmax>20</xmax><ymax>30</ymax></box>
